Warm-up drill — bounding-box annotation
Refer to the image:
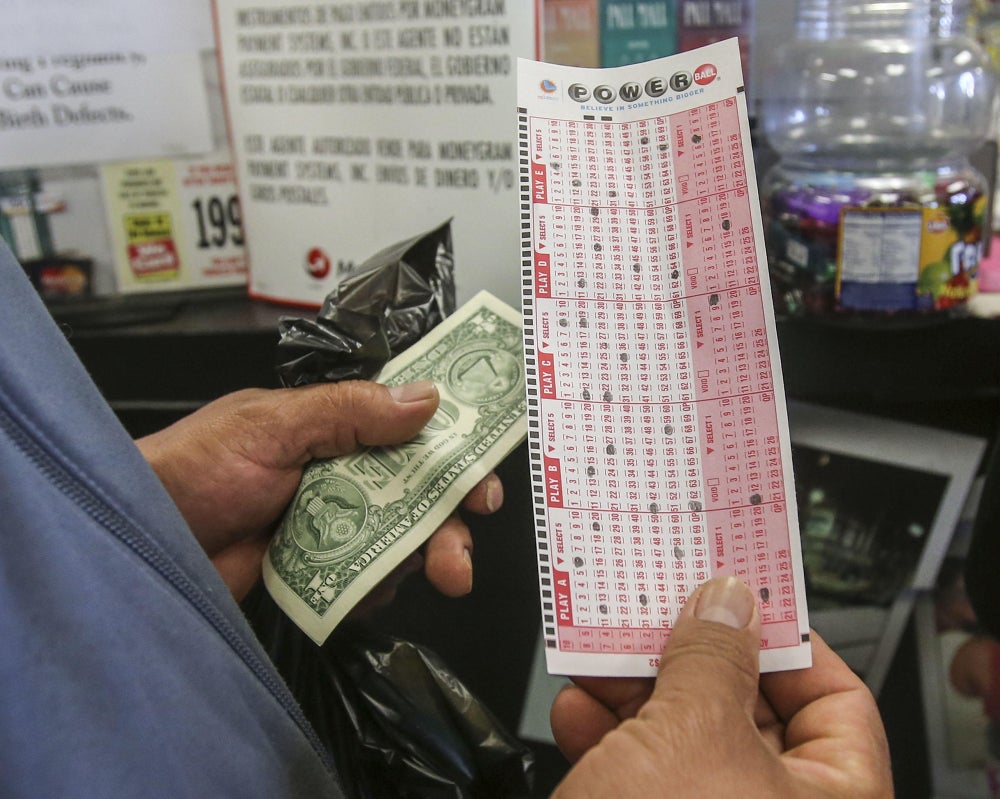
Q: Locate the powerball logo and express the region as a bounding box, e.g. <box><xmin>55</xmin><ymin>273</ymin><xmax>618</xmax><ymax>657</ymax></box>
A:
<box><xmin>535</xmin><ymin>62</ymin><xmax>719</xmax><ymax>107</ymax></box>
<box><xmin>568</xmin><ymin>62</ymin><xmax>718</xmax><ymax>106</ymax></box>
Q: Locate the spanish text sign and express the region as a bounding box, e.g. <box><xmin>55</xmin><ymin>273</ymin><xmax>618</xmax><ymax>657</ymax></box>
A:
<box><xmin>213</xmin><ymin>0</ymin><xmax>535</xmax><ymax>308</ymax></box>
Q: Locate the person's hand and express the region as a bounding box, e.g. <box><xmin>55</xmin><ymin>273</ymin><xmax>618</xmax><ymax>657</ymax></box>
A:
<box><xmin>136</xmin><ymin>380</ymin><xmax>502</xmax><ymax>600</ymax></box>
<box><xmin>550</xmin><ymin>576</ymin><xmax>893</xmax><ymax>798</ymax></box>
<box><xmin>949</xmin><ymin>634</ymin><xmax>1000</xmax><ymax>701</ymax></box>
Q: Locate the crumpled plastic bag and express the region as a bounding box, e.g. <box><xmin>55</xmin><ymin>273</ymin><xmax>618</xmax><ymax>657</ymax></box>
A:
<box><xmin>244</xmin><ymin>585</ymin><xmax>535</xmax><ymax>799</ymax></box>
<box><xmin>252</xmin><ymin>221</ymin><xmax>534</xmax><ymax>797</ymax></box>
<box><xmin>276</xmin><ymin>220</ymin><xmax>456</xmax><ymax>386</ymax></box>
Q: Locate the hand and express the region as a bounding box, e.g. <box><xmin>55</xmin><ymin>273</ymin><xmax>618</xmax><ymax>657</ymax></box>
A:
<box><xmin>137</xmin><ymin>380</ymin><xmax>502</xmax><ymax>600</ymax></box>
<box><xmin>550</xmin><ymin>576</ymin><xmax>893</xmax><ymax>798</ymax></box>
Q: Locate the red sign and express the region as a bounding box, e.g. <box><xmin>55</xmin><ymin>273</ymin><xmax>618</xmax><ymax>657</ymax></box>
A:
<box><xmin>128</xmin><ymin>239</ymin><xmax>179</xmax><ymax>277</ymax></box>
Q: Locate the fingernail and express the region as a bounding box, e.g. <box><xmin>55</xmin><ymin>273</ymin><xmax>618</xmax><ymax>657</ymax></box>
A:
<box><xmin>388</xmin><ymin>380</ymin><xmax>437</xmax><ymax>403</ymax></box>
<box><xmin>485</xmin><ymin>475</ymin><xmax>503</xmax><ymax>512</ymax></box>
<box><xmin>463</xmin><ymin>549</ymin><xmax>474</xmax><ymax>592</ymax></box>
<box><xmin>695</xmin><ymin>577</ymin><xmax>755</xmax><ymax>629</ymax></box>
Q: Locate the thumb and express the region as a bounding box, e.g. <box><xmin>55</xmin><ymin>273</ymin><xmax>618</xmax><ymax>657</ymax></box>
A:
<box><xmin>552</xmin><ymin>580</ymin><xmax>769</xmax><ymax>799</ymax></box>
<box><xmin>281</xmin><ymin>379</ymin><xmax>441</xmax><ymax>461</ymax></box>
<box><xmin>652</xmin><ymin>577</ymin><xmax>762</xmax><ymax>719</ymax></box>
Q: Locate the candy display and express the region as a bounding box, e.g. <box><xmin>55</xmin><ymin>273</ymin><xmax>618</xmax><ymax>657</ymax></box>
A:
<box><xmin>763</xmin><ymin>165</ymin><xmax>988</xmax><ymax>316</ymax></box>
<box><xmin>759</xmin><ymin>0</ymin><xmax>995</xmax><ymax>317</ymax></box>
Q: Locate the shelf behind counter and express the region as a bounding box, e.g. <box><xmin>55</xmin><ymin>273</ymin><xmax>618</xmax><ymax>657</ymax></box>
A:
<box><xmin>55</xmin><ymin>289</ymin><xmax>1000</xmax><ymax>438</ymax></box>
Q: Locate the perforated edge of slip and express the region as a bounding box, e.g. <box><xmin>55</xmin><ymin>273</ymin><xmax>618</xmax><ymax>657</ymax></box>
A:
<box><xmin>518</xmin><ymin>107</ymin><xmax>557</xmax><ymax>651</ymax></box>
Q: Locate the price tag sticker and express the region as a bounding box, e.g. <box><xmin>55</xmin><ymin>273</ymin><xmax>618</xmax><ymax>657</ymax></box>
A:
<box><xmin>176</xmin><ymin>156</ymin><xmax>247</xmax><ymax>285</ymax></box>
<box><xmin>518</xmin><ymin>40</ymin><xmax>811</xmax><ymax>677</ymax></box>
<box><xmin>102</xmin><ymin>152</ymin><xmax>247</xmax><ymax>293</ymax></box>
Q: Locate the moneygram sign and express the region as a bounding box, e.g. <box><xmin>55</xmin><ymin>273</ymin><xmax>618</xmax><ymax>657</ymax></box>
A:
<box><xmin>566</xmin><ymin>62</ymin><xmax>719</xmax><ymax>106</ymax></box>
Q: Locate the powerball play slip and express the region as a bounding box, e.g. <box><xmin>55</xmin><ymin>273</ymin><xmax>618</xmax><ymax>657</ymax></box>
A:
<box><xmin>517</xmin><ymin>39</ymin><xmax>811</xmax><ymax>678</ymax></box>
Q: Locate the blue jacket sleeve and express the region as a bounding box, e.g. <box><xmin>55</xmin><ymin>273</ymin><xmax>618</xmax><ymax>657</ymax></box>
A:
<box><xmin>0</xmin><ymin>240</ymin><xmax>342</xmax><ymax>798</ymax></box>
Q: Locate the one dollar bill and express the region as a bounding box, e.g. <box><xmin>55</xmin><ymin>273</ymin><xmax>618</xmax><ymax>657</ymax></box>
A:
<box><xmin>263</xmin><ymin>291</ymin><xmax>527</xmax><ymax>644</ymax></box>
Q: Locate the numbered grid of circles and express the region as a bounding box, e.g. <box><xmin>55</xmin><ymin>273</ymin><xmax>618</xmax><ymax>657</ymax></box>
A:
<box><xmin>526</xmin><ymin>99</ymin><xmax>799</xmax><ymax>653</ymax></box>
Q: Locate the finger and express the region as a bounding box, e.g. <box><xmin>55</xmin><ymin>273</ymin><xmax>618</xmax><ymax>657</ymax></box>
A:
<box><xmin>555</xmin><ymin>580</ymin><xmax>763</xmax><ymax>766</ymax></box>
<box><xmin>275</xmin><ymin>380</ymin><xmax>441</xmax><ymax>463</ymax></box>
<box><xmin>550</xmin><ymin>683</ymin><xmax>622</xmax><ymax>763</ymax></box>
<box><xmin>210</xmin><ymin>535</ymin><xmax>270</xmax><ymax>601</ymax></box>
<box><xmin>754</xmin><ymin>689</ymin><xmax>781</xmax><ymax>729</ymax></box>
<box><xmin>761</xmin><ymin>633</ymin><xmax>892</xmax><ymax>795</ymax></box>
<box><xmin>651</xmin><ymin>577</ymin><xmax>761</xmax><ymax>721</ymax></box>
<box><xmin>759</xmin><ymin>630</ymin><xmax>872</xmax><ymax>724</ymax></box>
<box><xmin>550</xmin><ymin>675</ymin><xmax>653</xmax><ymax>763</ymax></box>
<box><xmin>350</xmin><ymin>551</ymin><xmax>424</xmax><ymax>618</ymax></box>
<box><xmin>566</xmin><ymin>675</ymin><xmax>655</xmax><ymax>720</ymax></box>
<box><xmin>423</xmin><ymin>513</ymin><xmax>474</xmax><ymax>597</ymax></box>
<box><xmin>754</xmin><ymin>692</ymin><xmax>786</xmax><ymax>755</ymax></box>
<box><xmin>459</xmin><ymin>472</ymin><xmax>504</xmax><ymax>515</ymax></box>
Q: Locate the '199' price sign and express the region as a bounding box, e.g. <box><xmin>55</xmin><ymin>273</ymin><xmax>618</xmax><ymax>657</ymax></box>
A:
<box><xmin>191</xmin><ymin>194</ymin><xmax>244</xmax><ymax>250</ymax></box>
<box><xmin>179</xmin><ymin>157</ymin><xmax>248</xmax><ymax>286</ymax></box>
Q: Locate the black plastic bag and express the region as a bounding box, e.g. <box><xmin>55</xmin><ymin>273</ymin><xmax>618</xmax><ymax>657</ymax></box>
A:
<box><xmin>252</xmin><ymin>221</ymin><xmax>534</xmax><ymax>797</ymax></box>
<box><xmin>244</xmin><ymin>585</ymin><xmax>535</xmax><ymax>799</ymax></box>
<box><xmin>276</xmin><ymin>220</ymin><xmax>456</xmax><ymax>387</ymax></box>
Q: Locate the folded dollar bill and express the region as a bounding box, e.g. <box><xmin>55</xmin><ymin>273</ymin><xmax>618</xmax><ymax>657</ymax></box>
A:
<box><xmin>264</xmin><ymin>291</ymin><xmax>527</xmax><ymax>644</ymax></box>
